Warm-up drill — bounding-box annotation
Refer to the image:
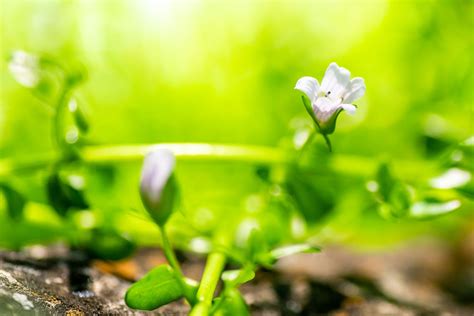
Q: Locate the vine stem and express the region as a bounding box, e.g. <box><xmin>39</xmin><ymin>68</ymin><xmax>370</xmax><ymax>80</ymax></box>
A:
<box><xmin>0</xmin><ymin>143</ymin><xmax>437</xmax><ymax>180</ymax></box>
<box><xmin>81</xmin><ymin>143</ymin><xmax>292</xmax><ymax>164</ymax></box>
<box><xmin>53</xmin><ymin>86</ymin><xmax>71</xmax><ymax>150</ymax></box>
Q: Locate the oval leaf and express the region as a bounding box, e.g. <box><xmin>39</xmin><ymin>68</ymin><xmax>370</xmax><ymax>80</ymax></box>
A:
<box><xmin>409</xmin><ymin>199</ymin><xmax>461</xmax><ymax>219</ymax></box>
<box><xmin>222</xmin><ymin>268</ymin><xmax>255</xmax><ymax>288</ymax></box>
<box><xmin>125</xmin><ymin>265</ymin><xmax>184</xmax><ymax>310</ymax></box>
<box><xmin>270</xmin><ymin>243</ymin><xmax>321</xmax><ymax>260</ymax></box>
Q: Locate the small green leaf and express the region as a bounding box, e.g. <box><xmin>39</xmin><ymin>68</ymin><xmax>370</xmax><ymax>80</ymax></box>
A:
<box><xmin>46</xmin><ymin>172</ymin><xmax>89</xmax><ymax>216</ymax></box>
<box><xmin>212</xmin><ymin>289</ymin><xmax>249</xmax><ymax>316</ymax></box>
<box><xmin>68</xmin><ymin>98</ymin><xmax>90</xmax><ymax>133</ymax></box>
<box><xmin>0</xmin><ymin>184</ymin><xmax>27</xmax><ymax>220</ymax></box>
<box><xmin>125</xmin><ymin>265</ymin><xmax>184</xmax><ymax>310</ymax></box>
<box><xmin>374</xmin><ymin>163</ymin><xmax>413</xmax><ymax>219</ymax></box>
<box><xmin>386</xmin><ymin>182</ymin><xmax>412</xmax><ymax>218</ymax></box>
<box><xmin>245</xmin><ymin>227</ymin><xmax>269</xmax><ymax>264</ymax></box>
<box><xmin>376</xmin><ymin>162</ymin><xmax>396</xmax><ymax>201</ymax></box>
<box><xmin>409</xmin><ymin>199</ymin><xmax>461</xmax><ymax>219</ymax></box>
<box><xmin>222</xmin><ymin>268</ymin><xmax>255</xmax><ymax>288</ymax></box>
<box><xmin>86</xmin><ymin>229</ymin><xmax>135</xmax><ymax>261</ymax></box>
<box><xmin>269</xmin><ymin>243</ymin><xmax>321</xmax><ymax>260</ymax></box>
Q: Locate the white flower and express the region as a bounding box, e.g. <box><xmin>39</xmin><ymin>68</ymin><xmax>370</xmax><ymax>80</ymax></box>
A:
<box><xmin>295</xmin><ymin>62</ymin><xmax>366</xmax><ymax>133</ymax></box>
<box><xmin>140</xmin><ymin>148</ymin><xmax>178</xmax><ymax>226</ymax></box>
<box><xmin>8</xmin><ymin>50</ymin><xmax>41</xmax><ymax>88</ymax></box>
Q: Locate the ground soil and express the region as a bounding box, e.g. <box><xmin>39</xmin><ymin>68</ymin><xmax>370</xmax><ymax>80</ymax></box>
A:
<box><xmin>1</xmin><ymin>236</ymin><xmax>473</xmax><ymax>315</ymax></box>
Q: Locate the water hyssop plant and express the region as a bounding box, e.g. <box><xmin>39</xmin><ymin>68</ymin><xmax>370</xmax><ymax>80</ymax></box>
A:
<box><xmin>1</xmin><ymin>51</ymin><xmax>471</xmax><ymax>315</ymax></box>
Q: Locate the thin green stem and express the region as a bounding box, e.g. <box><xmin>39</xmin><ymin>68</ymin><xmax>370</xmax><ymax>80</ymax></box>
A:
<box><xmin>53</xmin><ymin>84</ymin><xmax>72</xmax><ymax>150</ymax></box>
<box><xmin>159</xmin><ymin>226</ymin><xmax>199</xmax><ymax>305</ymax></box>
<box><xmin>81</xmin><ymin>143</ymin><xmax>292</xmax><ymax>165</ymax></box>
<box><xmin>159</xmin><ymin>226</ymin><xmax>183</xmax><ymax>277</ymax></box>
<box><xmin>190</xmin><ymin>251</ymin><xmax>227</xmax><ymax>316</ymax></box>
<box><xmin>0</xmin><ymin>142</ymin><xmax>439</xmax><ymax>182</ymax></box>
<box><xmin>322</xmin><ymin>134</ymin><xmax>332</xmax><ymax>152</ymax></box>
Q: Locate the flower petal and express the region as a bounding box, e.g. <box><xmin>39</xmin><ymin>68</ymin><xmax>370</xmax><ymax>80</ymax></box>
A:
<box><xmin>343</xmin><ymin>77</ymin><xmax>366</xmax><ymax>103</ymax></box>
<box><xmin>313</xmin><ymin>97</ymin><xmax>341</xmax><ymax>123</ymax></box>
<box><xmin>295</xmin><ymin>76</ymin><xmax>320</xmax><ymax>103</ymax></box>
<box><xmin>321</xmin><ymin>62</ymin><xmax>351</xmax><ymax>99</ymax></box>
<box><xmin>341</xmin><ymin>104</ymin><xmax>357</xmax><ymax>115</ymax></box>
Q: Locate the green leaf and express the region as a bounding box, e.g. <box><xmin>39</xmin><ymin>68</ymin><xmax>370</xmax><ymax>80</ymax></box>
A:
<box><xmin>374</xmin><ymin>162</ymin><xmax>413</xmax><ymax>219</ymax></box>
<box><xmin>46</xmin><ymin>172</ymin><xmax>89</xmax><ymax>216</ymax></box>
<box><xmin>245</xmin><ymin>227</ymin><xmax>269</xmax><ymax>264</ymax></box>
<box><xmin>269</xmin><ymin>243</ymin><xmax>321</xmax><ymax>260</ymax></box>
<box><xmin>69</xmin><ymin>98</ymin><xmax>90</xmax><ymax>133</ymax></box>
<box><xmin>386</xmin><ymin>182</ymin><xmax>412</xmax><ymax>218</ymax></box>
<box><xmin>409</xmin><ymin>199</ymin><xmax>461</xmax><ymax>219</ymax></box>
<box><xmin>285</xmin><ymin>168</ymin><xmax>335</xmax><ymax>223</ymax></box>
<box><xmin>212</xmin><ymin>289</ymin><xmax>249</xmax><ymax>316</ymax></box>
<box><xmin>0</xmin><ymin>184</ymin><xmax>27</xmax><ymax>220</ymax></box>
<box><xmin>375</xmin><ymin>162</ymin><xmax>396</xmax><ymax>201</ymax></box>
<box><xmin>86</xmin><ymin>229</ymin><xmax>135</xmax><ymax>261</ymax></box>
<box><xmin>125</xmin><ymin>265</ymin><xmax>184</xmax><ymax>310</ymax></box>
<box><xmin>221</xmin><ymin>268</ymin><xmax>255</xmax><ymax>288</ymax></box>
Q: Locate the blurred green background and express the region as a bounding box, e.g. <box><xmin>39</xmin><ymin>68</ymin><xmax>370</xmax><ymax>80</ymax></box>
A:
<box><xmin>0</xmin><ymin>0</ymin><xmax>472</xmax><ymax>251</ymax></box>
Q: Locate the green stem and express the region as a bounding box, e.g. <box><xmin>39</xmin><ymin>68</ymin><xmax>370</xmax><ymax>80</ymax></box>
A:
<box><xmin>189</xmin><ymin>251</ymin><xmax>227</xmax><ymax>316</ymax></box>
<box><xmin>0</xmin><ymin>143</ymin><xmax>438</xmax><ymax>181</ymax></box>
<box><xmin>81</xmin><ymin>143</ymin><xmax>291</xmax><ymax>165</ymax></box>
<box><xmin>53</xmin><ymin>84</ymin><xmax>72</xmax><ymax>150</ymax></box>
<box><xmin>322</xmin><ymin>134</ymin><xmax>332</xmax><ymax>152</ymax></box>
<box><xmin>159</xmin><ymin>226</ymin><xmax>199</xmax><ymax>305</ymax></box>
<box><xmin>159</xmin><ymin>226</ymin><xmax>183</xmax><ymax>277</ymax></box>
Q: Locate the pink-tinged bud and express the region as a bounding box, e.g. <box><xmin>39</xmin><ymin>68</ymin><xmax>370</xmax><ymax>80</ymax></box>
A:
<box><xmin>140</xmin><ymin>148</ymin><xmax>178</xmax><ymax>226</ymax></box>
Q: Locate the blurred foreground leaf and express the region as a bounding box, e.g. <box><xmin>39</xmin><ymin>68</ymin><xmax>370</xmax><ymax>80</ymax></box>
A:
<box><xmin>86</xmin><ymin>229</ymin><xmax>135</xmax><ymax>261</ymax></box>
<box><xmin>409</xmin><ymin>199</ymin><xmax>461</xmax><ymax>219</ymax></box>
<box><xmin>0</xmin><ymin>184</ymin><xmax>27</xmax><ymax>220</ymax></box>
<box><xmin>47</xmin><ymin>172</ymin><xmax>89</xmax><ymax>216</ymax></box>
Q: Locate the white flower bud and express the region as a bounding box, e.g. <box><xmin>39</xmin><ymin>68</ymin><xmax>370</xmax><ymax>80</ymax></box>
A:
<box><xmin>140</xmin><ymin>148</ymin><xmax>178</xmax><ymax>226</ymax></box>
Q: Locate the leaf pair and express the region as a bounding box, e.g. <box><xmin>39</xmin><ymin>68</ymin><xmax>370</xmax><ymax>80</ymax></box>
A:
<box><xmin>374</xmin><ymin>162</ymin><xmax>461</xmax><ymax>220</ymax></box>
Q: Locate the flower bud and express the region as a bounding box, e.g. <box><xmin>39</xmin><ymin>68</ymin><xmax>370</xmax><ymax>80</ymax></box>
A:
<box><xmin>140</xmin><ymin>148</ymin><xmax>178</xmax><ymax>226</ymax></box>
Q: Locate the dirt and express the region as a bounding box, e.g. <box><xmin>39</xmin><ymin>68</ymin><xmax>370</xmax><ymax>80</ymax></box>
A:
<box><xmin>0</xmin><ymin>237</ymin><xmax>473</xmax><ymax>315</ymax></box>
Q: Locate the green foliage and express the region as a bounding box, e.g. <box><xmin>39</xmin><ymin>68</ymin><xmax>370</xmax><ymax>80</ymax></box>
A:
<box><xmin>46</xmin><ymin>171</ymin><xmax>89</xmax><ymax>217</ymax></box>
<box><xmin>0</xmin><ymin>1</ymin><xmax>473</xmax><ymax>314</ymax></box>
<box><xmin>373</xmin><ymin>162</ymin><xmax>463</xmax><ymax>220</ymax></box>
<box><xmin>125</xmin><ymin>265</ymin><xmax>193</xmax><ymax>310</ymax></box>
<box><xmin>410</xmin><ymin>199</ymin><xmax>461</xmax><ymax>220</ymax></box>
<box><xmin>85</xmin><ymin>229</ymin><xmax>135</xmax><ymax>261</ymax></box>
<box><xmin>212</xmin><ymin>289</ymin><xmax>249</xmax><ymax>316</ymax></box>
<box><xmin>221</xmin><ymin>269</ymin><xmax>255</xmax><ymax>289</ymax></box>
<box><xmin>0</xmin><ymin>184</ymin><xmax>27</xmax><ymax>220</ymax></box>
